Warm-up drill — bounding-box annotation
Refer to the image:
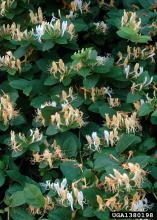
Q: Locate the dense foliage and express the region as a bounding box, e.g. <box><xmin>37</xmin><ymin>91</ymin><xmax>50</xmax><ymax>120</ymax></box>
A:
<box><xmin>0</xmin><ymin>0</ymin><xmax>157</xmax><ymax>219</ymax></box>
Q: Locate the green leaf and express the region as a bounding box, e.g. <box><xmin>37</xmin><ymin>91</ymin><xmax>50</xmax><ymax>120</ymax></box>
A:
<box><xmin>10</xmin><ymin>207</ymin><xmax>35</xmax><ymax>220</ymax></box>
<box><xmin>93</xmin><ymin>58</ymin><xmax>114</xmax><ymax>74</ymax></box>
<box><xmin>23</xmin><ymin>184</ymin><xmax>45</xmax><ymax>208</ymax></box>
<box><xmin>151</xmin><ymin>110</ymin><xmax>157</xmax><ymax>124</ymax></box>
<box><xmin>56</xmin><ymin>132</ymin><xmax>80</xmax><ymax>157</ymax></box>
<box><xmin>117</xmin><ymin>26</ymin><xmax>151</xmax><ymax>43</ymax></box>
<box><xmin>116</xmin><ymin>134</ymin><xmax>142</xmax><ymax>153</ymax></box>
<box><xmin>10</xmin><ymin>79</ymin><xmax>31</xmax><ymax>93</ymax></box>
<box><xmin>127</xmin><ymin>92</ymin><xmax>141</xmax><ymax>103</ymax></box>
<box><xmin>83</xmin><ymin>75</ymin><xmax>99</xmax><ymax>88</ymax></box>
<box><xmin>0</xmin><ymin>170</ymin><xmax>5</xmax><ymax>187</ymax></box>
<box><xmin>60</xmin><ymin>161</ymin><xmax>81</xmax><ymax>181</ymax></box>
<box><xmin>94</xmin><ymin>153</ymin><xmax>119</xmax><ymax>171</ymax></box>
<box><xmin>42</xmin><ymin>41</ymin><xmax>54</xmax><ymax>51</ymax></box>
<box><xmin>48</xmin><ymin>208</ymin><xmax>71</xmax><ymax>220</ymax></box>
<box><xmin>46</xmin><ymin>124</ymin><xmax>58</xmax><ymax>136</ymax></box>
<box><xmin>138</xmin><ymin>103</ymin><xmax>153</xmax><ymax>117</ymax></box>
<box><xmin>139</xmin><ymin>138</ymin><xmax>156</xmax><ymax>152</ymax></box>
<box><xmin>9</xmin><ymin>191</ymin><xmax>26</xmax><ymax>207</ymax></box>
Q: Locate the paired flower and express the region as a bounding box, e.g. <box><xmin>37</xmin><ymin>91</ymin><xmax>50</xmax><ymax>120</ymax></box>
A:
<box><xmin>29</xmin><ymin>7</ymin><xmax>43</xmax><ymax>24</ymax></box>
<box><xmin>105</xmin><ymin>111</ymin><xmax>142</xmax><ymax>133</ymax></box>
<box><xmin>124</xmin><ymin>63</ymin><xmax>143</xmax><ymax>79</ymax></box>
<box><xmin>0</xmin><ymin>93</ymin><xmax>18</xmax><ymax>125</ymax></box>
<box><xmin>121</xmin><ymin>10</ymin><xmax>141</xmax><ymax>32</ymax></box>
<box><xmin>80</xmin><ymin>86</ymin><xmax>112</xmax><ymax>102</ymax></box>
<box><xmin>0</xmin><ymin>0</ymin><xmax>14</xmax><ymax>16</ymax></box>
<box><xmin>94</xmin><ymin>21</ymin><xmax>108</xmax><ymax>34</ymax></box>
<box><xmin>40</xmin><ymin>178</ymin><xmax>85</xmax><ymax>211</ymax></box>
<box><xmin>51</xmin><ymin>103</ymin><xmax>84</xmax><ymax>129</ymax></box>
<box><xmin>32</xmin><ymin>140</ymin><xmax>63</xmax><ymax>168</ymax></box>
<box><xmin>0</xmin><ymin>51</ymin><xmax>21</xmax><ymax>72</ymax></box>
<box><xmin>131</xmin><ymin>76</ymin><xmax>153</xmax><ymax>92</ymax></box>
<box><xmin>10</xmin><ymin>128</ymin><xmax>43</xmax><ymax>152</ymax></box>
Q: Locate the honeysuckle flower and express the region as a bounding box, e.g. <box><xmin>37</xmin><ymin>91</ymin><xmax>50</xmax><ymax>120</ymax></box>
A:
<box><xmin>131</xmin><ymin>76</ymin><xmax>153</xmax><ymax>92</ymax></box>
<box><xmin>0</xmin><ymin>93</ymin><xmax>18</xmax><ymax>125</ymax></box>
<box><xmin>67</xmin><ymin>191</ymin><xmax>74</xmax><ymax>211</ymax></box>
<box><xmin>0</xmin><ymin>51</ymin><xmax>21</xmax><ymax>72</ymax></box>
<box><xmin>96</xmin><ymin>195</ymin><xmax>105</xmax><ymax>211</ymax></box>
<box><xmin>91</xmin><ymin>132</ymin><xmax>101</xmax><ymax>151</ymax></box>
<box><xmin>121</xmin><ymin>10</ymin><xmax>141</xmax><ymax>32</ymax></box>
<box><xmin>10</xmin><ymin>130</ymin><xmax>21</xmax><ymax>152</ymax></box>
<box><xmin>124</xmin><ymin>65</ymin><xmax>130</xmax><ymax>78</ymax></box>
<box><xmin>29</xmin><ymin>7</ymin><xmax>43</xmax><ymax>24</ymax></box>
<box><xmin>34</xmin><ymin>24</ymin><xmax>44</xmax><ymax>42</ymax></box>
<box><xmin>94</xmin><ymin>21</ymin><xmax>108</xmax><ymax>33</ymax></box>
<box><xmin>61</xmin><ymin>21</ymin><xmax>68</xmax><ymax>36</ymax></box>
<box><xmin>61</xmin><ymin>178</ymin><xmax>68</xmax><ymax>190</ymax></box>
<box><xmin>74</xmin><ymin>0</ymin><xmax>83</xmax><ymax>13</ymax></box>
<box><xmin>96</xmin><ymin>55</ymin><xmax>109</xmax><ymax>65</ymax></box>
<box><xmin>40</xmin><ymin>180</ymin><xmax>54</xmax><ymax>191</ymax></box>
<box><xmin>40</xmin><ymin>101</ymin><xmax>57</xmax><ymax>108</ymax></box>
<box><xmin>77</xmin><ymin>191</ymin><xmax>84</xmax><ymax>209</ymax></box>
<box><xmin>54</xmin><ymin>182</ymin><xmax>61</xmax><ymax>195</ymax></box>
<box><xmin>132</xmin><ymin>198</ymin><xmax>153</xmax><ymax>211</ymax></box>
<box><xmin>108</xmin><ymin>97</ymin><xmax>121</xmax><ymax>107</ymax></box>
<box><xmin>104</xmin><ymin>130</ymin><xmax>110</xmax><ymax>145</ymax></box>
<box><xmin>30</xmin><ymin>128</ymin><xmax>43</xmax><ymax>143</ymax></box>
<box><xmin>50</xmin><ymin>13</ymin><xmax>57</xmax><ymax>23</ymax></box>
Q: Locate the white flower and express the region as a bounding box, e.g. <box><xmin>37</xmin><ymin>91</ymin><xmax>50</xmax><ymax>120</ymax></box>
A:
<box><xmin>61</xmin><ymin>21</ymin><xmax>68</xmax><ymax>36</ymax></box>
<box><xmin>139</xmin><ymin>66</ymin><xmax>143</xmax><ymax>76</ymax></box>
<box><xmin>96</xmin><ymin>56</ymin><xmax>109</xmax><ymax>65</ymax></box>
<box><xmin>77</xmin><ymin>191</ymin><xmax>84</xmax><ymax>209</ymax></box>
<box><xmin>140</xmin><ymin>99</ymin><xmax>145</xmax><ymax>105</ymax></box>
<box><xmin>104</xmin><ymin>130</ymin><xmax>110</xmax><ymax>145</ymax></box>
<box><xmin>40</xmin><ymin>180</ymin><xmax>53</xmax><ymax>190</ymax></box>
<box><xmin>34</xmin><ymin>24</ymin><xmax>45</xmax><ymax>42</ymax></box>
<box><xmin>50</xmin><ymin>13</ymin><xmax>57</xmax><ymax>23</ymax></box>
<box><xmin>132</xmin><ymin>198</ymin><xmax>153</xmax><ymax>211</ymax></box>
<box><xmin>91</xmin><ymin>132</ymin><xmax>97</xmax><ymax>140</ymax></box>
<box><xmin>40</xmin><ymin>101</ymin><xmax>57</xmax><ymax>109</ymax></box>
<box><xmin>124</xmin><ymin>65</ymin><xmax>130</xmax><ymax>78</ymax></box>
<box><xmin>61</xmin><ymin>178</ymin><xmax>67</xmax><ymax>189</ymax></box>
<box><xmin>54</xmin><ymin>182</ymin><xmax>61</xmax><ymax>196</ymax></box>
<box><xmin>67</xmin><ymin>191</ymin><xmax>74</xmax><ymax>211</ymax></box>
<box><xmin>74</xmin><ymin>0</ymin><xmax>83</xmax><ymax>13</ymax></box>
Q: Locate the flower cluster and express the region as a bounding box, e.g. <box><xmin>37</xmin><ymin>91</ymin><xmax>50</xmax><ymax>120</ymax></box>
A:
<box><xmin>29</xmin><ymin>7</ymin><xmax>44</xmax><ymax>24</ymax></box>
<box><xmin>80</xmin><ymin>86</ymin><xmax>112</xmax><ymax>102</ymax></box>
<box><xmin>28</xmin><ymin>196</ymin><xmax>54</xmax><ymax>215</ymax></box>
<box><xmin>124</xmin><ymin>63</ymin><xmax>144</xmax><ymax>79</ymax></box>
<box><xmin>0</xmin><ymin>51</ymin><xmax>21</xmax><ymax>72</ymax></box>
<box><xmin>0</xmin><ymin>22</ymin><xmax>32</xmax><ymax>40</ymax></box>
<box><xmin>0</xmin><ymin>0</ymin><xmax>14</xmax><ymax>16</ymax></box>
<box><xmin>31</xmin><ymin>140</ymin><xmax>64</xmax><ymax>168</ymax></box>
<box><xmin>121</xmin><ymin>10</ymin><xmax>141</xmax><ymax>32</ymax></box>
<box><xmin>10</xmin><ymin>128</ymin><xmax>43</xmax><ymax>152</ymax></box>
<box><xmin>0</xmin><ymin>93</ymin><xmax>18</xmax><ymax>125</ymax></box>
<box><xmin>40</xmin><ymin>178</ymin><xmax>85</xmax><ymax>211</ymax></box>
<box><xmin>70</xmin><ymin>0</ymin><xmax>90</xmax><ymax>14</ymax></box>
<box><xmin>86</xmin><ymin>128</ymin><xmax>119</xmax><ymax>150</ymax></box>
<box><xmin>34</xmin><ymin>19</ymin><xmax>75</xmax><ymax>42</ymax></box>
<box><xmin>49</xmin><ymin>59</ymin><xmax>70</xmax><ymax>81</ymax></box>
<box><xmin>51</xmin><ymin>103</ymin><xmax>84</xmax><ymax>129</ymax></box>
<box><xmin>117</xmin><ymin>45</ymin><xmax>156</xmax><ymax>65</ymax></box>
<box><xmin>93</xmin><ymin>21</ymin><xmax>108</xmax><ymax>34</ymax></box>
<box><xmin>96</xmin><ymin>163</ymin><xmax>149</xmax><ymax>212</ymax></box>
<box><xmin>131</xmin><ymin>76</ymin><xmax>153</xmax><ymax>93</ymax></box>
<box><xmin>105</xmin><ymin>111</ymin><xmax>142</xmax><ymax>133</ymax></box>
<box><xmin>104</xmin><ymin>163</ymin><xmax>147</xmax><ymax>192</ymax></box>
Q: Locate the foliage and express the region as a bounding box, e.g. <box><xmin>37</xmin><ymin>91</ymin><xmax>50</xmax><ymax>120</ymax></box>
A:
<box><xmin>0</xmin><ymin>0</ymin><xmax>157</xmax><ymax>219</ymax></box>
